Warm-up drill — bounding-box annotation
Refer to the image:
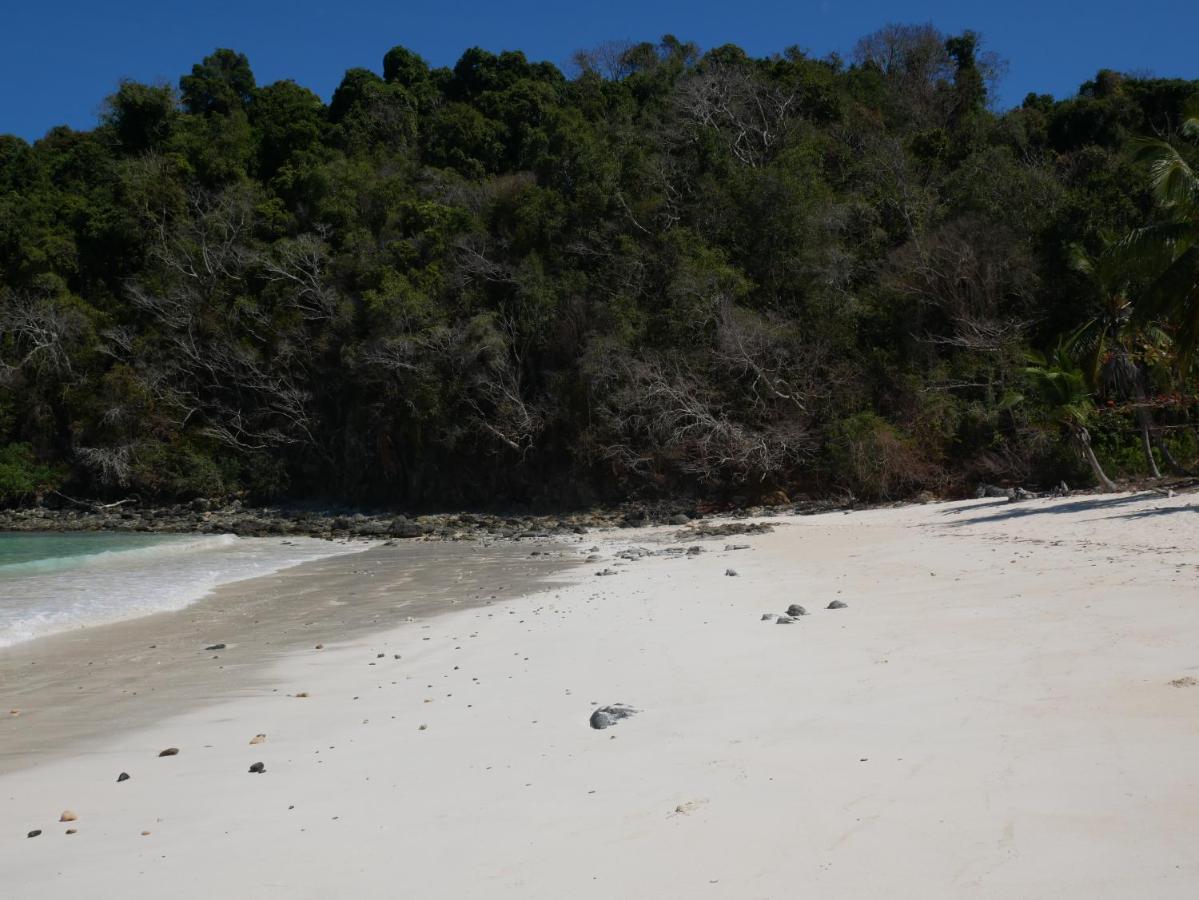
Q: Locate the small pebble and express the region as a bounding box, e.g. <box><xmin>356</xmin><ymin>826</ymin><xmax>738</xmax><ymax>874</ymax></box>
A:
<box><xmin>249</xmin><ymin>762</ymin><xmax>266</xmax><ymax>774</ymax></box>
<box><xmin>117</xmin><ymin>772</ymin><xmax>131</xmax><ymax>783</ymax></box>
<box><xmin>27</xmin><ymin>829</ymin><xmax>41</xmax><ymax>838</ymax></box>
<box><xmin>158</xmin><ymin>747</ymin><xmax>179</xmax><ymax>757</ymax></box>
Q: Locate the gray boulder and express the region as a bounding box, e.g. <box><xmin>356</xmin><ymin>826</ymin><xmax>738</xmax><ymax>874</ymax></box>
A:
<box><xmin>589</xmin><ymin>704</ymin><xmax>639</xmax><ymax>730</ymax></box>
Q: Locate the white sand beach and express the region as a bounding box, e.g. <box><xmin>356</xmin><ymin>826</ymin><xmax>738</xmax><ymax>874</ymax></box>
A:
<box><xmin>2</xmin><ymin>491</ymin><xmax>1197</xmax><ymax>898</ymax></box>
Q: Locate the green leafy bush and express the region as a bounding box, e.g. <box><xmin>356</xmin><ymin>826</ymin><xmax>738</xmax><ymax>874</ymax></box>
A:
<box><xmin>0</xmin><ymin>443</ymin><xmax>61</xmax><ymax>504</ymax></box>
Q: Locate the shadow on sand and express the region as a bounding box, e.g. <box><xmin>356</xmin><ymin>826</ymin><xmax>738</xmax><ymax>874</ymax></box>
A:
<box><xmin>939</xmin><ymin>492</ymin><xmax>1196</xmax><ymax>527</ymax></box>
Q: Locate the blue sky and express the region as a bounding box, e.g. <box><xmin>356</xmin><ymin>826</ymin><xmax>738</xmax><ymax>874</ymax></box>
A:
<box><xmin>2</xmin><ymin>0</ymin><xmax>1196</xmax><ymax>141</ymax></box>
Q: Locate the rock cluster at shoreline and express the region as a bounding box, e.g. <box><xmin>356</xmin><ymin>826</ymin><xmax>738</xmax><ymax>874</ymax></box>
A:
<box><xmin>0</xmin><ymin>499</ymin><xmax>811</xmax><ymax>541</ymax></box>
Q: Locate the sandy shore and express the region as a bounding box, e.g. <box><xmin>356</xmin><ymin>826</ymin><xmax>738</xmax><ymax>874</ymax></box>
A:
<box><xmin>1</xmin><ymin>491</ymin><xmax>1197</xmax><ymax>898</ymax></box>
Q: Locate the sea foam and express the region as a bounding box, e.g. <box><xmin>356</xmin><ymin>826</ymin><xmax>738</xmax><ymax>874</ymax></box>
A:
<box><xmin>0</xmin><ymin>533</ymin><xmax>366</xmax><ymax>647</ymax></box>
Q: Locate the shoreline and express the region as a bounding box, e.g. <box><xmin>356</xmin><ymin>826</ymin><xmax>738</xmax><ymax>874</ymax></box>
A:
<box><xmin>0</xmin><ymin>538</ymin><xmax>579</xmax><ymax>773</ymax></box>
<box><xmin>1</xmin><ymin>491</ymin><xmax>1197</xmax><ymax>897</ymax></box>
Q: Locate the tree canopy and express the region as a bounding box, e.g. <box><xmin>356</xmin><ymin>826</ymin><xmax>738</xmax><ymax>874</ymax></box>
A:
<box><xmin>1</xmin><ymin>28</ymin><xmax>1197</xmax><ymax>508</ymax></box>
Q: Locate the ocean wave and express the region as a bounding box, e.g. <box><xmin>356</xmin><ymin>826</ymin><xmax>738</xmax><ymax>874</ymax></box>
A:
<box><xmin>0</xmin><ymin>534</ymin><xmax>367</xmax><ymax>648</ymax></box>
<box><xmin>0</xmin><ymin>533</ymin><xmax>238</xmax><ymax>575</ymax></box>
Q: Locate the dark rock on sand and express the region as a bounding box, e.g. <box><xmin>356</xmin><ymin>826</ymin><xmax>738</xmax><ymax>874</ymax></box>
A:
<box><xmin>249</xmin><ymin>762</ymin><xmax>266</xmax><ymax>774</ymax></box>
<box><xmin>204</xmin><ymin>643</ymin><xmax>226</xmax><ymax>651</ymax></box>
<box><xmin>786</xmin><ymin>604</ymin><xmax>807</xmax><ymax>617</ymax></box>
<box><xmin>388</xmin><ymin>516</ymin><xmax>426</xmax><ymax>538</ymax></box>
<box><xmin>27</xmin><ymin>829</ymin><xmax>41</xmax><ymax>838</ymax></box>
<box><xmin>158</xmin><ymin>747</ymin><xmax>179</xmax><ymax>757</ymax></box>
<box><xmin>776</xmin><ymin>616</ymin><xmax>796</xmax><ymax>624</ymax></box>
<box><xmin>761</xmin><ymin>613</ymin><xmax>777</xmax><ymax>621</ymax></box>
<box><xmin>686</xmin><ymin>522</ymin><xmax>774</xmax><ymax>539</ymax></box>
<box><xmin>974</xmin><ymin>484</ymin><xmax>1009</xmax><ymax>499</ymax></box>
<box><xmin>589</xmin><ymin>704</ymin><xmax>639</xmax><ymax>730</ymax></box>
<box><xmin>117</xmin><ymin>772</ymin><xmax>130</xmax><ymax>782</ymax></box>
<box><xmin>725</xmin><ymin>568</ymin><xmax>738</xmax><ymax>577</ymax></box>
<box><xmin>827</xmin><ymin>600</ymin><xmax>848</xmax><ymax>610</ymax></box>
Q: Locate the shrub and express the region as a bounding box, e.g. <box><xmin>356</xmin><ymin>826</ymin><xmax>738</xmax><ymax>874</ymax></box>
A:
<box><xmin>828</xmin><ymin>412</ymin><xmax>937</xmax><ymax>500</ymax></box>
<box><xmin>0</xmin><ymin>443</ymin><xmax>62</xmax><ymax>504</ymax></box>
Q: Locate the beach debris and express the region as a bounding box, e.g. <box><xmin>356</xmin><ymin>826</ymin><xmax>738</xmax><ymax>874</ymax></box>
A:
<box><xmin>250</xmin><ymin>734</ymin><xmax>266</xmax><ymax>745</ymax></box>
<box><xmin>27</xmin><ymin>829</ymin><xmax>41</xmax><ymax>838</ymax></box>
<box><xmin>595</xmin><ymin>568</ymin><xmax>618</xmax><ymax>576</ymax></box>
<box><xmin>204</xmin><ymin>643</ymin><xmax>226</xmax><ymax>651</ymax></box>
<box><xmin>117</xmin><ymin>772</ymin><xmax>131</xmax><ymax>783</ymax></box>
<box><xmin>725</xmin><ymin>568</ymin><xmax>739</xmax><ymax>577</ymax></box>
<box><xmin>827</xmin><ymin>600</ymin><xmax>848</xmax><ymax>610</ymax></box>
<box><xmin>8</xmin><ymin>708</ymin><xmax>19</xmax><ymax>716</ymax></box>
<box><xmin>158</xmin><ymin>747</ymin><xmax>179</xmax><ymax>757</ymax></box>
<box><xmin>760</xmin><ymin>613</ymin><xmax>777</xmax><ymax>622</ymax></box>
<box><xmin>725</xmin><ymin>544</ymin><xmax>751</xmax><ymax>551</ymax></box>
<box><xmin>1169</xmin><ymin>676</ymin><xmax>1198</xmax><ymax>688</ymax></box>
<box><xmin>786</xmin><ymin>604</ymin><xmax>808</xmax><ymax>617</ymax></box>
<box><xmin>589</xmin><ymin>704</ymin><xmax>639</xmax><ymax>730</ymax></box>
<box><xmin>684</xmin><ymin>522</ymin><xmax>774</xmax><ymax>539</ymax></box>
<box><xmin>294</xmin><ymin>692</ymin><xmax>309</xmax><ymax>698</ymax></box>
<box><xmin>249</xmin><ymin>762</ymin><xmax>266</xmax><ymax>774</ymax></box>
<box><xmin>141</xmin><ymin>831</ymin><xmax>151</xmax><ymax>836</ymax></box>
<box><xmin>776</xmin><ymin>616</ymin><xmax>796</xmax><ymax>625</ymax></box>
<box><xmin>314</xmin><ymin>644</ymin><xmax>324</xmax><ymax>649</ymax></box>
<box><xmin>59</xmin><ymin>811</ymin><xmax>77</xmax><ymax>822</ymax></box>
<box><xmin>616</xmin><ymin>547</ymin><xmax>655</xmax><ymax>561</ymax></box>
<box><xmin>65</xmin><ymin>829</ymin><xmax>77</xmax><ymax>835</ymax></box>
<box><xmin>686</xmin><ymin>546</ymin><xmax>704</xmax><ymax>555</ymax></box>
<box><xmin>418</xmin><ymin>724</ymin><xmax>427</xmax><ymax>730</ymax></box>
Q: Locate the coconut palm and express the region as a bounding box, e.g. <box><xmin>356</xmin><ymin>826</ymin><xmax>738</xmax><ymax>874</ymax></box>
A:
<box><xmin>1130</xmin><ymin>102</ymin><xmax>1199</xmax><ymax>362</ymax></box>
<box><xmin>1065</xmin><ymin>236</ymin><xmax>1175</xmax><ymax>476</ymax></box>
<box><xmin>1015</xmin><ymin>345</ymin><xmax>1118</xmax><ymax>492</ymax></box>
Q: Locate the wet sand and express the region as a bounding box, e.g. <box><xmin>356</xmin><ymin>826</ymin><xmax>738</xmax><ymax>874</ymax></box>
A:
<box><xmin>0</xmin><ymin>539</ymin><xmax>577</xmax><ymax>771</ymax></box>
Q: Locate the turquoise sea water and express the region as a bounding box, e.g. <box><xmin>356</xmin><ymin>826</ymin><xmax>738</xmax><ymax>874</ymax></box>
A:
<box><xmin>0</xmin><ymin>532</ymin><xmax>194</xmax><ymax>572</ymax></box>
<box><xmin>0</xmin><ymin>531</ymin><xmax>365</xmax><ymax>647</ymax></box>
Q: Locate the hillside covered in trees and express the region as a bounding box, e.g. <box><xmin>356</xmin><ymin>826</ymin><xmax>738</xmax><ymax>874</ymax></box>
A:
<box><xmin>1</xmin><ymin>26</ymin><xmax>1197</xmax><ymax>509</ymax></box>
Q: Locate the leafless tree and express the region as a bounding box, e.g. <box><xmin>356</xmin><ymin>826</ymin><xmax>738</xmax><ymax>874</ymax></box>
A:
<box><xmin>584</xmin><ymin>343</ymin><xmax>811</xmax><ymax>484</ymax></box>
<box><xmin>570</xmin><ymin>40</ymin><xmax>639</xmax><ymax>81</ymax></box>
<box><xmin>74</xmin><ymin>445</ymin><xmax>135</xmax><ymax>486</ymax></box>
<box><xmin>0</xmin><ymin>291</ymin><xmax>88</xmax><ymax>383</ymax></box>
<box><xmin>121</xmin><ymin>185</ymin><xmax>323</xmax><ymax>453</ymax></box>
<box><xmin>674</xmin><ymin>63</ymin><xmax>799</xmax><ymax>168</ymax></box>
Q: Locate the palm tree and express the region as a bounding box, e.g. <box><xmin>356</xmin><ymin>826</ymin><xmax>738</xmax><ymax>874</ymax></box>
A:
<box><xmin>1015</xmin><ymin>345</ymin><xmax>1118</xmax><ymax>492</ymax></box>
<box><xmin>1131</xmin><ymin>101</ymin><xmax>1199</xmax><ymax>362</ymax></box>
<box><xmin>1065</xmin><ymin>236</ymin><xmax>1174</xmax><ymax>476</ymax></box>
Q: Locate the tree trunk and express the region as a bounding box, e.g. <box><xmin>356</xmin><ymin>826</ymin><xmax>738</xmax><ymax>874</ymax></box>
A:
<box><xmin>1137</xmin><ymin>411</ymin><xmax>1162</xmax><ymax>478</ymax></box>
<box><xmin>1072</xmin><ymin>426</ymin><xmax>1118</xmax><ymax>492</ymax></box>
<box><xmin>1154</xmin><ymin>433</ymin><xmax>1193</xmax><ymax>476</ymax></box>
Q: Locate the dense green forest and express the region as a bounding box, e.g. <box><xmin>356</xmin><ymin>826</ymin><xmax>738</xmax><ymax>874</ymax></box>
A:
<box><xmin>1</xmin><ymin>26</ymin><xmax>1197</xmax><ymax>508</ymax></box>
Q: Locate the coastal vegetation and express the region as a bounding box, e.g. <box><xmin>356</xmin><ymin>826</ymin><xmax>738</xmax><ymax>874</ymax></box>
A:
<box><xmin>1</xmin><ymin>26</ymin><xmax>1196</xmax><ymax>507</ymax></box>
